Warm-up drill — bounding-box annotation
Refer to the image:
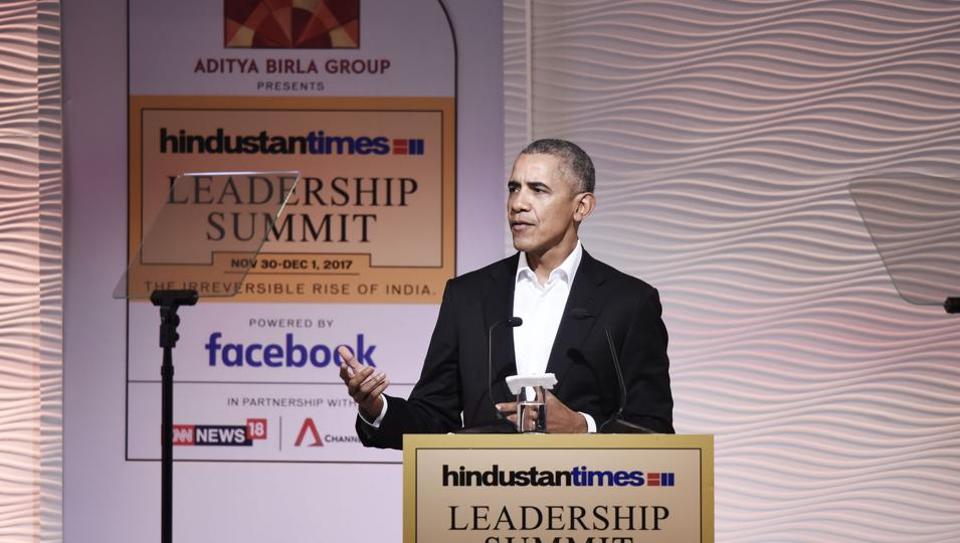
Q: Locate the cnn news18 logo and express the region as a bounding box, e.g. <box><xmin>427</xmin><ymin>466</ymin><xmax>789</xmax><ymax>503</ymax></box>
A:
<box><xmin>172</xmin><ymin>418</ymin><xmax>268</xmax><ymax>446</ymax></box>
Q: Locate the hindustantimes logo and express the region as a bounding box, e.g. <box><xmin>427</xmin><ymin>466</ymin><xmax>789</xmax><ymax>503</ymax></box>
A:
<box><xmin>159</xmin><ymin>128</ymin><xmax>425</xmax><ymax>156</ymax></box>
<box><xmin>172</xmin><ymin>418</ymin><xmax>267</xmax><ymax>446</ymax></box>
<box><xmin>442</xmin><ymin>464</ymin><xmax>676</xmax><ymax>488</ymax></box>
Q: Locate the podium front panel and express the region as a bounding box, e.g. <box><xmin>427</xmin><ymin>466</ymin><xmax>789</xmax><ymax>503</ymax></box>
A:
<box><xmin>404</xmin><ymin>434</ymin><xmax>714</xmax><ymax>543</ymax></box>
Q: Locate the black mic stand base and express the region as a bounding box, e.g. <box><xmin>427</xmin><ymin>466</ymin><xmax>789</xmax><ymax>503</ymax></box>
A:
<box><xmin>457</xmin><ymin>418</ymin><xmax>518</xmax><ymax>434</ymax></box>
<box><xmin>599</xmin><ymin>417</ymin><xmax>656</xmax><ymax>434</ymax></box>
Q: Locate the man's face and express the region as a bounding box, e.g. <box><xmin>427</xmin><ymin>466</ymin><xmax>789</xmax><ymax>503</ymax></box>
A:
<box><xmin>507</xmin><ymin>153</ymin><xmax>583</xmax><ymax>256</ymax></box>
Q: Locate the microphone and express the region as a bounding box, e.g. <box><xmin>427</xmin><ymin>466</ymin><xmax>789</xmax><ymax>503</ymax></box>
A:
<box><xmin>457</xmin><ymin>317</ymin><xmax>523</xmax><ymax>434</ymax></box>
<box><xmin>570</xmin><ymin>308</ymin><xmax>654</xmax><ymax>434</ymax></box>
<box><xmin>488</xmin><ymin>316</ymin><xmax>522</xmax><ymax>422</ymax></box>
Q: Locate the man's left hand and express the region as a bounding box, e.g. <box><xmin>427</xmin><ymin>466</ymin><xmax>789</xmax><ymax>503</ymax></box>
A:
<box><xmin>496</xmin><ymin>391</ymin><xmax>588</xmax><ymax>433</ymax></box>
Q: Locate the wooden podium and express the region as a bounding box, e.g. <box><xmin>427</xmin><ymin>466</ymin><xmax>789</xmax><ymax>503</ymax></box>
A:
<box><xmin>404</xmin><ymin>434</ymin><xmax>713</xmax><ymax>543</ymax></box>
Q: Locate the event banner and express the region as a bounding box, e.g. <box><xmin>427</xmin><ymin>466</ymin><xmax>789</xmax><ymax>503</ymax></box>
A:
<box><xmin>405</xmin><ymin>435</ymin><xmax>715</xmax><ymax>543</ymax></box>
<box><xmin>126</xmin><ymin>0</ymin><xmax>464</xmax><ymax>463</ymax></box>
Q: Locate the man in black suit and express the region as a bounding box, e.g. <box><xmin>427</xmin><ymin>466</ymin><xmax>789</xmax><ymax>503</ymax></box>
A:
<box><xmin>337</xmin><ymin>139</ymin><xmax>673</xmax><ymax>449</ymax></box>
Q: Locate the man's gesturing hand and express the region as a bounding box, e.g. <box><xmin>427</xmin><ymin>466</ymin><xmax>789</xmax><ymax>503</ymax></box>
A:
<box><xmin>337</xmin><ymin>345</ymin><xmax>389</xmax><ymax>421</ymax></box>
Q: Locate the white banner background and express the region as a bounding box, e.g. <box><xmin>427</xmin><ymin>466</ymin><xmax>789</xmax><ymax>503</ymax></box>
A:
<box><xmin>64</xmin><ymin>1</ymin><xmax>503</xmax><ymax>541</ymax></box>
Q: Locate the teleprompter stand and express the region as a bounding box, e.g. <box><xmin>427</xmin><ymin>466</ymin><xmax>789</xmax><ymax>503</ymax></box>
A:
<box><xmin>151</xmin><ymin>289</ymin><xmax>197</xmax><ymax>543</ymax></box>
<box><xmin>114</xmin><ymin>171</ymin><xmax>301</xmax><ymax>542</ymax></box>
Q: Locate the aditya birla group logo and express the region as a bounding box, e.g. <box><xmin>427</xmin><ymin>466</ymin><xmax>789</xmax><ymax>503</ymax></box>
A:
<box><xmin>225</xmin><ymin>0</ymin><xmax>359</xmax><ymax>49</ymax></box>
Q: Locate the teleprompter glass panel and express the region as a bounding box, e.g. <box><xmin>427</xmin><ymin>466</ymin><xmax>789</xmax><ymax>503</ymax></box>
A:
<box><xmin>850</xmin><ymin>172</ymin><xmax>960</xmax><ymax>306</ymax></box>
<box><xmin>115</xmin><ymin>171</ymin><xmax>301</xmax><ymax>300</ymax></box>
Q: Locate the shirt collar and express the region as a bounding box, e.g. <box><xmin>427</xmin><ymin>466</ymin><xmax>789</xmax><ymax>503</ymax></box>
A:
<box><xmin>516</xmin><ymin>240</ymin><xmax>583</xmax><ymax>286</ymax></box>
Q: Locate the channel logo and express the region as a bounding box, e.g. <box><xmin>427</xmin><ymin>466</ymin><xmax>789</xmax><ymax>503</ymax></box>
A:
<box><xmin>293</xmin><ymin>418</ymin><xmax>362</xmax><ymax>447</ymax></box>
<box><xmin>172</xmin><ymin>418</ymin><xmax>267</xmax><ymax>446</ymax></box>
<box><xmin>294</xmin><ymin>418</ymin><xmax>323</xmax><ymax>447</ymax></box>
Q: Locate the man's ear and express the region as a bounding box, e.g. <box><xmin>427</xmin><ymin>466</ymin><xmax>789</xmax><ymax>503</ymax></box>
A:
<box><xmin>574</xmin><ymin>193</ymin><xmax>596</xmax><ymax>222</ymax></box>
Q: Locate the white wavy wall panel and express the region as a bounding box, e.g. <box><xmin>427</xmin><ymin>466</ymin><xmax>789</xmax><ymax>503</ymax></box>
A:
<box><xmin>0</xmin><ymin>0</ymin><xmax>62</xmax><ymax>541</ymax></box>
<box><xmin>504</xmin><ymin>0</ymin><xmax>529</xmax><ymax>181</ymax></box>
<box><xmin>505</xmin><ymin>1</ymin><xmax>960</xmax><ymax>541</ymax></box>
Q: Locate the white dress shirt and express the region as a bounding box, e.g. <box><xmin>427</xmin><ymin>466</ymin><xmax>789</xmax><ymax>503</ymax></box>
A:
<box><xmin>513</xmin><ymin>241</ymin><xmax>581</xmax><ymax>376</ymax></box>
<box><xmin>362</xmin><ymin>241</ymin><xmax>595</xmax><ymax>432</ymax></box>
<box><xmin>512</xmin><ymin>241</ymin><xmax>595</xmax><ymax>432</ymax></box>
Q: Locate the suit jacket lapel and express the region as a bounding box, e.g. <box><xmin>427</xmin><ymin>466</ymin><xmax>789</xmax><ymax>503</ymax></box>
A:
<box><xmin>483</xmin><ymin>255</ymin><xmax>519</xmax><ymax>402</ymax></box>
<box><xmin>545</xmin><ymin>250</ymin><xmax>606</xmax><ymax>385</ymax></box>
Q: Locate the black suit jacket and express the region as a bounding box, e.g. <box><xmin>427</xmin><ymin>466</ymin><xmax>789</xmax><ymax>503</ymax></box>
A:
<box><xmin>356</xmin><ymin>249</ymin><xmax>674</xmax><ymax>449</ymax></box>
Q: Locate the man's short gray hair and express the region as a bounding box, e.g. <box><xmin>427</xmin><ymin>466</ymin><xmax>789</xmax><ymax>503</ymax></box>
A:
<box><xmin>520</xmin><ymin>138</ymin><xmax>596</xmax><ymax>193</ymax></box>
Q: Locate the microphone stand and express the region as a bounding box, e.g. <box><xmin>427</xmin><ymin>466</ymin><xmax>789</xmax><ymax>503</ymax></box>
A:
<box><xmin>458</xmin><ymin>317</ymin><xmax>523</xmax><ymax>434</ymax></box>
<box><xmin>570</xmin><ymin>308</ymin><xmax>655</xmax><ymax>434</ymax></box>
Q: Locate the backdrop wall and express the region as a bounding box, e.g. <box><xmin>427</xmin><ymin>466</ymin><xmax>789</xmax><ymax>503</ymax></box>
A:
<box><xmin>505</xmin><ymin>1</ymin><xmax>960</xmax><ymax>541</ymax></box>
<box><xmin>60</xmin><ymin>1</ymin><xmax>960</xmax><ymax>542</ymax></box>
<box><xmin>0</xmin><ymin>1</ymin><xmax>62</xmax><ymax>541</ymax></box>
